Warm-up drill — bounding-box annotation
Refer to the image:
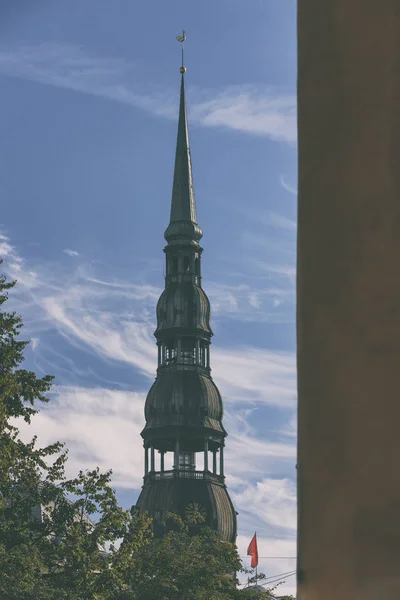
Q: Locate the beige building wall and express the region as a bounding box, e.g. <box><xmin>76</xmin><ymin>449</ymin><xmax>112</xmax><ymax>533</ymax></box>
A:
<box><xmin>297</xmin><ymin>2</ymin><xmax>400</xmax><ymax>599</ymax></box>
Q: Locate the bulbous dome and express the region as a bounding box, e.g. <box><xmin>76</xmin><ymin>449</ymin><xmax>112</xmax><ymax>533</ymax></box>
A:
<box><xmin>136</xmin><ymin>477</ymin><xmax>237</xmax><ymax>543</ymax></box>
<box><xmin>155</xmin><ymin>283</ymin><xmax>213</xmax><ymax>336</ymax></box>
<box><xmin>143</xmin><ymin>369</ymin><xmax>225</xmax><ymax>435</ymax></box>
<box><xmin>164</xmin><ymin>220</ymin><xmax>203</xmax><ymax>243</ymax></box>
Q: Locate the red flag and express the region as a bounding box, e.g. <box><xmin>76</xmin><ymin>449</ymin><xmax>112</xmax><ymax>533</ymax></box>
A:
<box><xmin>247</xmin><ymin>532</ymin><xmax>258</xmax><ymax>568</ymax></box>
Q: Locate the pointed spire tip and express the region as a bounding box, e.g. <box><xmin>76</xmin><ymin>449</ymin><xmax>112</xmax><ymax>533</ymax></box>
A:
<box><xmin>164</xmin><ymin>38</ymin><xmax>202</xmax><ymax>245</ymax></box>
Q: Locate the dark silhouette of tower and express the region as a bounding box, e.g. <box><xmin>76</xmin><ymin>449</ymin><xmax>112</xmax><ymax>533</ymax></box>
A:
<box><xmin>135</xmin><ymin>58</ymin><xmax>237</xmax><ymax>544</ymax></box>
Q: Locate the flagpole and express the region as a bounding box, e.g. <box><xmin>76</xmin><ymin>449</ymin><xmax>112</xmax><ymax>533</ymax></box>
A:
<box><xmin>255</xmin><ymin>530</ymin><xmax>258</xmax><ymax>587</ymax></box>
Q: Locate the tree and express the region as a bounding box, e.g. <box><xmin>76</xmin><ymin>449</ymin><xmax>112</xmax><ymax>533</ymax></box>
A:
<box><xmin>0</xmin><ymin>267</ymin><xmax>277</xmax><ymax>599</ymax></box>
<box><xmin>0</xmin><ymin>267</ymin><xmax>152</xmax><ymax>599</ymax></box>
<box><xmin>126</xmin><ymin>513</ymin><xmax>240</xmax><ymax>600</ymax></box>
<box><xmin>0</xmin><ymin>264</ymin><xmax>64</xmax><ymax>598</ymax></box>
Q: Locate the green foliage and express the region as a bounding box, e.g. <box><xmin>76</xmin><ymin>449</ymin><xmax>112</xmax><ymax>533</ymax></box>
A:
<box><xmin>126</xmin><ymin>513</ymin><xmax>240</xmax><ymax>599</ymax></box>
<box><xmin>0</xmin><ymin>267</ymin><xmax>279</xmax><ymax>599</ymax></box>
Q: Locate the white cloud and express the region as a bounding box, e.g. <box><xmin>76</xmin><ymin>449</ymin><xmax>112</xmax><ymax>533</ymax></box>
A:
<box><xmin>280</xmin><ymin>174</ymin><xmax>297</xmax><ymax>196</ymax></box>
<box><xmin>237</xmin><ymin>532</ymin><xmax>297</xmax><ymax>596</ymax></box>
<box><xmin>0</xmin><ymin>42</ymin><xmax>296</xmax><ymax>142</ymax></box>
<box><xmin>36</xmin><ymin>283</ymin><xmax>296</xmax><ymax>407</ymax></box>
<box><xmin>276</xmin><ymin>413</ymin><xmax>297</xmax><ymax>439</ymax></box>
<box><xmin>0</xmin><ymin>232</ymin><xmax>14</xmax><ymax>257</ymax></box>
<box><xmin>1</xmin><ymin>234</ymin><xmax>297</xmax><ymax>408</ymax></box>
<box><xmin>234</xmin><ymin>478</ymin><xmax>296</xmax><ymax>532</ymax></box>
<box><xmin>191</xmin><ymin>88</ymin><xmax>296</xmax><ymax>143</ymax></box>
<box><xmin>13</xmin><ymin>385</ymin><xmax>295</xmax><ymax>492</ymax></box>
<box><xmin>207</xmin><ymin>282</ymin><xmax>294</xmax><ymax>324</ymax></box>
<box><xmin>40</xmin><ymin>289</ymin><xmax>157</xmax><ymax>379</ymax></box>
<box><xmin>263</xmin><ymin>212</ymin><xmax>297</xmax><ymax>231</ymax></box>
<box><xmin>214</xmin><ymin>346</ymin><xmax>296</xmax><ymax>408</ymax></box>
<box><xmin>234</xmin><ymin>478</ymin><xmax>297</xmax><ymax>596</ymax></box>
<box><xmin>13</xmin><ymin>384</ymin><xmax>297</xmax><ymax>595</ymax></box>
<box><xmin>63</xmin><ymin>249</ymin><xmax>79</xmax><ymax>257</ymax></box>
<box><xmin>0</xmin><ymin>233</ymin><xmax>39</xmax><ymax>289</ymax></box>
<box><xmin>31</xmin><ymin>337</ymin><xmax>40</xmax><ymax>350</ymax></box>
<box><xmin>261</xmin><ymin>264</ymin><xmax>296</xmax><ymax>279</ymax></box>
<box><xmin>3</xmin><ymin>232</ymin><xmax>297</xmax><ymax>598</ymax></box>
<box><xmin>13</xmin><ymin>386</ymin><xmax>146</xmax><ymax>489</ymax></box>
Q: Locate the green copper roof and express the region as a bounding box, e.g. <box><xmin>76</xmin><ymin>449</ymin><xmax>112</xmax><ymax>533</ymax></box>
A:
<box><xmin>164</xmin><ymin>72</ymin><xmax>203</xmax><ymax>244</ymax></box>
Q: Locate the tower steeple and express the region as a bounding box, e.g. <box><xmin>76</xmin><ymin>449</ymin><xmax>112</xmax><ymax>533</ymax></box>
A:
<box><xmin>135</xmin><ymin>33</ymin><xmax>237</xmax><ymax>545</ymax></box>
<box><xmin>164</xmin><ymin>48</ymin><xmax>202</xmax><ymax>244</ymax></box>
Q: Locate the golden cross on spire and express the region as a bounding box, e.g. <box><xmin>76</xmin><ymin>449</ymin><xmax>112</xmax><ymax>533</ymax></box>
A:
<box><xmin>176</xmin><ymin>29</ymin><xmax>186</xmax><ymax>73</ymax></box>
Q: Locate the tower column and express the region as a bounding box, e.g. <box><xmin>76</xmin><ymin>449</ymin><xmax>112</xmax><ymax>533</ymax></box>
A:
<box><xmin>213</xmin><ymin>449</ymin><xmax>217</xmax><ymax>474</ymax></box>
<box><xmin>144</xmin><ymin>445</ymin><xmax>149</xmax><ymax>476</ymax></box>
<box><xmin>174</xmin><ymin>439</ymin><xmax>180</xmax><ymax>470</ymax></box>
<box><xmin>160</xmin><ymin>451</ymin><xmax>165</xmax><ymax>473</ymax></box>
<box><xmin>220</xmin><ymin>445</ymin><xmax>224</xmax><ymax>477</ymax></box>
<box><xmin>177</xmin><ymin>339</ymin><xmax>182</xmax><ymax>362</ymax></box>
<box><xmin>204</xmin><ymin>439</ymin><xmax>209</xmax><ymax>472</ymax></box>
<box><xmin>150</xmin><ymin>446</ymin><xmax>155</xmax><ymax>472</ymax></box>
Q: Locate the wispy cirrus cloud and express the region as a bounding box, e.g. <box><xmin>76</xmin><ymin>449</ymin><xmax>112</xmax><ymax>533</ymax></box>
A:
<box><xmin>240</xmin><ymin>227</ymin><xmax>296</xmax><ymax>290</ymax></box>
<box><xmin>263</xmin><ymin>211</ymin><xmax>296</xmax><ymax>231</ymax></box>
<box><xmin>234</xmin><ymin>477</ymin><xmax>296</xmax><ymax>533</ymax></box>
<box><xmin>14</xmin><ymin>385</ymin><xmax>296</xmax><ymax>595</ymax></box>
<box><xmin>207</xmin><ymin>281</ymin><xmax>294</xmax><ymax>324</ymax></box>
<box><xmin>14</xmin><ymin>385</ymin><xmax>297</xmax><ymax>596</ymax></box>
<box><xmin>13</xmin><ymin>385</ymin><xmax>296</xmax><ymax>492</ymax></box>
<box><xmin>12</xmin><ymin>381</ymin><xmax>296</xmax><ymax>511</ymax></box>
<box><xmin>63</xmin><ymin>249</ymin><xmax>79</xmax><ymax>257</ymax></box>
<box><xmin>4</xmin><ymin>231</ymin><xmax>297</xmax><ymax>596</ymax></box>
<box><xmin>280</xmin><ymin>174</ymin><xmax>297</xmax><ymax>196</ymax></box>
<box><xmin>13</xmin><ymin>386</ymin><xmax>147</xmax><ymax>489</ymax></box>
<box><xmin>0</xmin><ymin>42</ymin><xmax>296</xmax><ymax>142</ymax></box>
<box><xmin>191</xmin><ymin>87</ymin><xmax>296</xmax><ymax>142</ymax></box>
<box><xmin>2</xmin><ymin>233</ymin><xmax>296</xmax><ymax>406</ymax></box>
<box><xmin>214</xmin><ymin>346</ymin><xmax>296</xmax><ymax>408</ymax></box>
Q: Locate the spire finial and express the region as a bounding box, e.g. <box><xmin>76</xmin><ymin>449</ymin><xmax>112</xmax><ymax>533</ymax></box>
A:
<box><xmin>176</xmin><ymin>29</ymin><xmax>186</xmax><ymax>74</ymax></box>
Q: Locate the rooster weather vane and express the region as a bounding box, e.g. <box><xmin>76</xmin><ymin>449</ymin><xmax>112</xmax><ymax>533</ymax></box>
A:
<box><xmin>176</xmin><ymin>29</ymin><xmax>187</xmax><ymax>73</ymax></box>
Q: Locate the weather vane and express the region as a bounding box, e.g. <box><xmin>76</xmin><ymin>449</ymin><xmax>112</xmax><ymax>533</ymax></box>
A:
<box><xmin>176</xmin><ymin>29</ymin><xmax>186</xmax><ymax>73</ymax></box>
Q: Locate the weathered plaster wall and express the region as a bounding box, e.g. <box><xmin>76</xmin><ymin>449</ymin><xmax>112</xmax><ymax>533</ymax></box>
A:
<box><xmin>297</xmin><ymin>2</ymin><xmax>400</xmax><ymax>598</ymax></box>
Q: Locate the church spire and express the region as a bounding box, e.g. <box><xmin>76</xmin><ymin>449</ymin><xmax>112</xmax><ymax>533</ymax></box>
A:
<box><xmin>135</xmin><ymin>33</ymin><xmax>237</xmax><ymax>545</ymax></box>
<box><xmin>164</xmin><ymin>31</ymin><xmax>203</xmax><ymax>244</ymax></box>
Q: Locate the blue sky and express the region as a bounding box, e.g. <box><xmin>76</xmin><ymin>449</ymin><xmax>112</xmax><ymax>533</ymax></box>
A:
<box><xmin>0</xmin><ymin>0</ymin><xmax>297</xmax><ymax>595</ymax></box>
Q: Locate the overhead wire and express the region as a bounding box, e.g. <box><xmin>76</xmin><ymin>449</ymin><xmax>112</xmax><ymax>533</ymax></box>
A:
<box><xmin>239</xmin><ymin>569</ymin><xmax>297</xmax><ymax>589</ymax></box>
<box><xmin>261</xmin><ymin>571</ymin><xmax>296</xmax><ymax>586</ymax></box>
<box><xmin>261</xmin><ymin>570</ymin><xmax>297</xmax><ymax>583</ymax></box>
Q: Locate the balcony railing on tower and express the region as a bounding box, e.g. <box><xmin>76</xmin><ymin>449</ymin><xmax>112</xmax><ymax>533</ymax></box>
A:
<box><xmin>144</xmin><ymin>469</ymin><xmax>224</xmax><ymax>483</ymax></box>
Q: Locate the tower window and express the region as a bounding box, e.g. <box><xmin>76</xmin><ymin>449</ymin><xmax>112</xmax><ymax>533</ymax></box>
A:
<box><xmin>194</xmin><ymin>256</ymin><xmax>200</xmax><ymax>276</ymax></box>
<box><xmin>183</xmin><ymin>256</ymin><xmax>191</xmax><ymax>274</ymax></box>
<box><xmin>165</xmin><ymin>342</ymin><xmax>177</xmax><ymax>364</ymax></box>
<box><xmin>179</xmin><ymin>452</ymin><xmax>196</xmax><ymax>470</ymax></box>
<box><xmin>170</xmin><ymin>256</ymin><xmax>178</xmax><ymax>276</ymax></box>
<box><xmin>181</xmin><ymin>338</ymin><xmax>196</xmax><ymax>364</ymax></box>
<box><xmin>199</xmin><ymin>341</ymin><xmax>206</xmax><ymax>367</ymax></box>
